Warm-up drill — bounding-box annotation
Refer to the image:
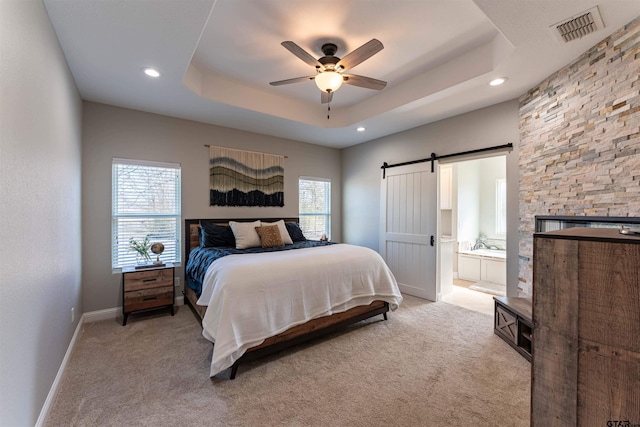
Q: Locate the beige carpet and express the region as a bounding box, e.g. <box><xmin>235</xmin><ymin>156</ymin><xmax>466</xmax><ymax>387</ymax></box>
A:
<box><xmin>45</xmin><ymin>296</ymin><xmax>530</xmax><ymax>426</ymax></box>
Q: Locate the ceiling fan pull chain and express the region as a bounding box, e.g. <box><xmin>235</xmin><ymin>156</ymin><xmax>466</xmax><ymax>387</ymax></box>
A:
<box><xmin>327</xmin><ymin>102</ymin><xmax>330</xmax><ymax>120</ymax></box>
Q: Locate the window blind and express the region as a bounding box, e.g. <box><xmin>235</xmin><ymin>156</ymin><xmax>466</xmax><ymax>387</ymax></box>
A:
<box><xmin>298</xmin><ymin>177</ymin><xmax>331</xmax><ymax>240</ymax></box>
<box><xmin>112</xmin><ymin>158</ymin><xmax>181</xmax><ymax>270</ymax></box>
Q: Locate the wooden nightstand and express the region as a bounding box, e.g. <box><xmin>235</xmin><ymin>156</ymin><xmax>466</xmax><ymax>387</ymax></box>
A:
<box><xmin>122</xmin><ymin>263</ymin><xmax>174</xmax><ymax>326</ymax></box>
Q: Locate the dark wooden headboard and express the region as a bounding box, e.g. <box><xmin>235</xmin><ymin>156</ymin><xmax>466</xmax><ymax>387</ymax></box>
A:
<box><xmin>184</xmin><ymin>218</ymin><xmax>300</xmax><ymax>269</ymax></box>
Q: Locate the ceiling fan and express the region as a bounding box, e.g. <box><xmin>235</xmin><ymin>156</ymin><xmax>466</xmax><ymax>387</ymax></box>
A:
<box><xmin>269</xmin><ymin>39</ymin><xmax>387</xmax><ymax>104</ymax></box>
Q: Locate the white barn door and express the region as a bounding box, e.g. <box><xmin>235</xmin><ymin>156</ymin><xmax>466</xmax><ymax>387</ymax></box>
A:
<box><xmin>380</xmin><ymin>162</ymin><xmax>438</xmax><ymax>301</ymax></box>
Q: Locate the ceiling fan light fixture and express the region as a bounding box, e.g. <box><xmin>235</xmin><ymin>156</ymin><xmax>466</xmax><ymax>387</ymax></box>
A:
<box><xmin>271</xmin><ymin>39</ymin><xmax>386</xmax><ymax>107</ymax></box>
<box><xmin>315</xmin><ymin>71</ymin><xmax>343</xmax><ymax>93</ymax></box>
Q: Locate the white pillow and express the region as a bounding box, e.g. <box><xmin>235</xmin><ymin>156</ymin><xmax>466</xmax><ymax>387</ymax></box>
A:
<box><xmin>262</xmin><ymin>219</ymin><xmax>293</xmax><ymax>245</ymax></box>
<box><xmin>229</xmin><ymin>220</ymin><xmax>262</xmax><ymax>249</ymax></box>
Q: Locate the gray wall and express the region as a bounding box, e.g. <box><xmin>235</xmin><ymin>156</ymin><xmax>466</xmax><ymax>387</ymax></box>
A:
<box><xmin>0</xmin><ymin>1</ymin><xmax>83</xmax><ymax>425</ymax></box>
<box><xmin>82</xmin><ymin>102</ymin><xmax>342</xmax><ymax>312</ymax></box>
<box><xmin>341</xmin><ymin>100</ymin><xmax>520</xmax><ymax>296</ymax></box>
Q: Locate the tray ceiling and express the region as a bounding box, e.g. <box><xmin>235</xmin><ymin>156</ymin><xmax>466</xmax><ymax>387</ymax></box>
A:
<box><xmin>44</xmin><ymin>0</ymin><xmax>640</xmax><ymax>148</ymax></box>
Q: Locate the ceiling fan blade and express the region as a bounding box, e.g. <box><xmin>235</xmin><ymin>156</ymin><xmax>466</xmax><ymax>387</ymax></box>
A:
<box><xmin>342</xmin><ymin>74</ymin><xmax>387</xmax><ymax>90</ymax></box>
<box><xmin>336</xmin><ymin>39</ymin><xmax>384</xmax><ymax>71</ymax></box>
<box><xmin>281</xmin><ymin>41</ymin><xmax>322</xmax><ymax>67</ymax></box>
<box><xmin>269</xmin><ymin>76</ymin><xmax>315</xmax><ymax>86</ymax></box>
<box><xmin>321</xmin><ymin>91</ymin><xmax>333</xmax><ymax>104</ymax></box>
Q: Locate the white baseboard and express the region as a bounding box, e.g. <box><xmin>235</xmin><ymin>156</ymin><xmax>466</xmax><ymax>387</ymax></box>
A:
<box><xmin>83</xmin><ymin>295</ymin><xmax>185</xmax><ymax>323</ymax></box>
<box><xmin>84</xmin><ymin>307</ymin><xmax>119</xmax><ymax>323</ymax></box>
<box><xmin>35</xmin><ymin>313</ymin><xmax>85</xmax><ymax>427</ymax></box>
<box><xmin>397</xmin><ymin>283</ymin><xmax>436</xmax><ymax>302</ymax></box>
<box><xmin>36</xmin><ymin>295</ymin><xmax>186</xmax><ymax>425</ymax></box>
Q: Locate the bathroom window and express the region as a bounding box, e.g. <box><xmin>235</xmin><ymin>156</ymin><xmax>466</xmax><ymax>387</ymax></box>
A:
<box><xmin>496</xmin><ymin>178</ymin><xmax>507</xmax><ymax>235</ymax></box>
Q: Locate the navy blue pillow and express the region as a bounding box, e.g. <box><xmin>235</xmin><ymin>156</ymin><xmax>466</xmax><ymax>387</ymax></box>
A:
<box><xmin>285</xmin><ymin>222</ymin><xmax>307</xmax><ymax>242</ymax></box>
<box><xmin>200</xmin><ymin>222</ymin><xmax>236</xmax><ymax>247</ymax></box>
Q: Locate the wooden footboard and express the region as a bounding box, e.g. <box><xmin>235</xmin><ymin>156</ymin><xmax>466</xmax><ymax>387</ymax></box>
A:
<box><xmin>184</xmin><ymin>285</ymin><xmax>389</xmax><ymax>378</ymax></box>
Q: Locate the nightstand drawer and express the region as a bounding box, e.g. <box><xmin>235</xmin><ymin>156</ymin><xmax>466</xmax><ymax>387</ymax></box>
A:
<box><xmin>124</xmin><ymin>287</ymin><xmax>173</xmax><ymax>312</ymax></box>
<box><xmin>123</xmin><ymin>269</ymin><xmax>172</xmax><ymax>291</ymax></box>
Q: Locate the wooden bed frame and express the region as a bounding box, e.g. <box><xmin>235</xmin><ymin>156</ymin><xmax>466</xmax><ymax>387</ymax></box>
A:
<box><xmin>183</xmin><ymin>218</ymin><xmax>390</xmax><ymax>379</ymax></box>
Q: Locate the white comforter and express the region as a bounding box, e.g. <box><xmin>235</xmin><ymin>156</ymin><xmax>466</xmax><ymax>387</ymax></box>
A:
<box><xmin>196</xmin><ymin>243</ymin><xmax>402</xmax><ymax>376</ymax></box>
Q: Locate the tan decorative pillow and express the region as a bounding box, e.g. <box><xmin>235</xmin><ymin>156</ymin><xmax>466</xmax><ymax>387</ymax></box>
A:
<box><xmin>261</xmin><ymin>219</ymin><xmax>294</xmax><ymax>245</ymax></box>
<box><xmin>255</xmin><ymin>225</ymin><xmax>284</xmax><ymax>248</ymax></box>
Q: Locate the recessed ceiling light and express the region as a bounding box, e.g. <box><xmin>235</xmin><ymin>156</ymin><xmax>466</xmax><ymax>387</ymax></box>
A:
<box><xmin>356</xmin><ymin>127</ymin><xmax>366</xmax><ymax>132</ymax></box>
<box><xmin>142</xmin><ymin>67</ymin><xmax>161</xmax><ymax>78</ymax></box>
<box><xmin>489</xmin><ymin>77</ymin><xmax>507</xmax><ymax>86</ymax></box>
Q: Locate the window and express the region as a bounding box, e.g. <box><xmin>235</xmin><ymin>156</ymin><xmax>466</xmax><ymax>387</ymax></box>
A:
<box><xmin>112</xmin><ymin>158</ymin><xmax>181</xmax><ymax>271</ymax></box>
<box><xmin>495</xmin><ymin>178</ymin><xmax>507</xmax><ymax>235</ymax></box>
<box><xmin>299</xmin><ymin>177</ymin><xmax>331</xmax><ymax>240</ymax></box>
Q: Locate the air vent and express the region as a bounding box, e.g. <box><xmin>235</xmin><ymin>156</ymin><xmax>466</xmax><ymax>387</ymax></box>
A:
<box><xmin>550</xmin><ymin>6</ymin><xmax>604</xmax><ymax>43</ymax></box>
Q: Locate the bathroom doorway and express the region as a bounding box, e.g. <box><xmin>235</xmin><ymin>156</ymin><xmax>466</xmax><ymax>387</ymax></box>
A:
<box><xmin>439</xmin><ymin>154</ymin><xmax>507</xmax><ymax>314</ymax></box>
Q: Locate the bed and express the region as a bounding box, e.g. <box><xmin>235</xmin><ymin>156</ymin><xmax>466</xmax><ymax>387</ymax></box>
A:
<box><xmin>183</xmin><ymin>218</ymin><xmax>402</xmax><ymax>379</ymax></box>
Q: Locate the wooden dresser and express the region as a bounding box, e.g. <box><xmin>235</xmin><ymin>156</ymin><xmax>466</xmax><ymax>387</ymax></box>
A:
<box><xmin>122</xmin><ymin>263</ymin><xmax>174</xmax><ymax>326</ymax></box>
<box><xmin>531</xmin><ymin>228</ymin><xmax>640</xmax><ymax>426</ymax></box>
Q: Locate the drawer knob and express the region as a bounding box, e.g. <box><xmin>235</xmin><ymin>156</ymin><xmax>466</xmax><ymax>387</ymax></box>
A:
<box><xmin>142</xmin><ymin>278</ymin><xmax>157</xmax><ymax>283</ymax></box>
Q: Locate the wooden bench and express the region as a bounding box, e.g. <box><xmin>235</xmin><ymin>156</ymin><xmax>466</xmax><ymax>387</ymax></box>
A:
<box><xmin>493</xmin><ymin>296</ymin><xmax>532</xmax><ymax>362</ymax></box>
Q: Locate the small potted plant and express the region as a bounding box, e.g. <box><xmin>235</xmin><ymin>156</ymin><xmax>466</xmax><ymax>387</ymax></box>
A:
<box><xmin>129</xmin><ymin>235</ymin><xmax>151</xmax><ymax>266</ymax></box>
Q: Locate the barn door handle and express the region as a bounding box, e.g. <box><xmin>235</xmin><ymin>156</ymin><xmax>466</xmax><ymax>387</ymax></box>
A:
<box><xmin>430</xmin><ymin>235</ymin><xmax>435</xmax><ymax>246</ymax></box>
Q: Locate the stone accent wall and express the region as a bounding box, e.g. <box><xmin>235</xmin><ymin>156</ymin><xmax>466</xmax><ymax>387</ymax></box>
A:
<box><xmin>518</xmin><ymin>17</ymin><xmax>640</xmax><ymax>296</ymax></box>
